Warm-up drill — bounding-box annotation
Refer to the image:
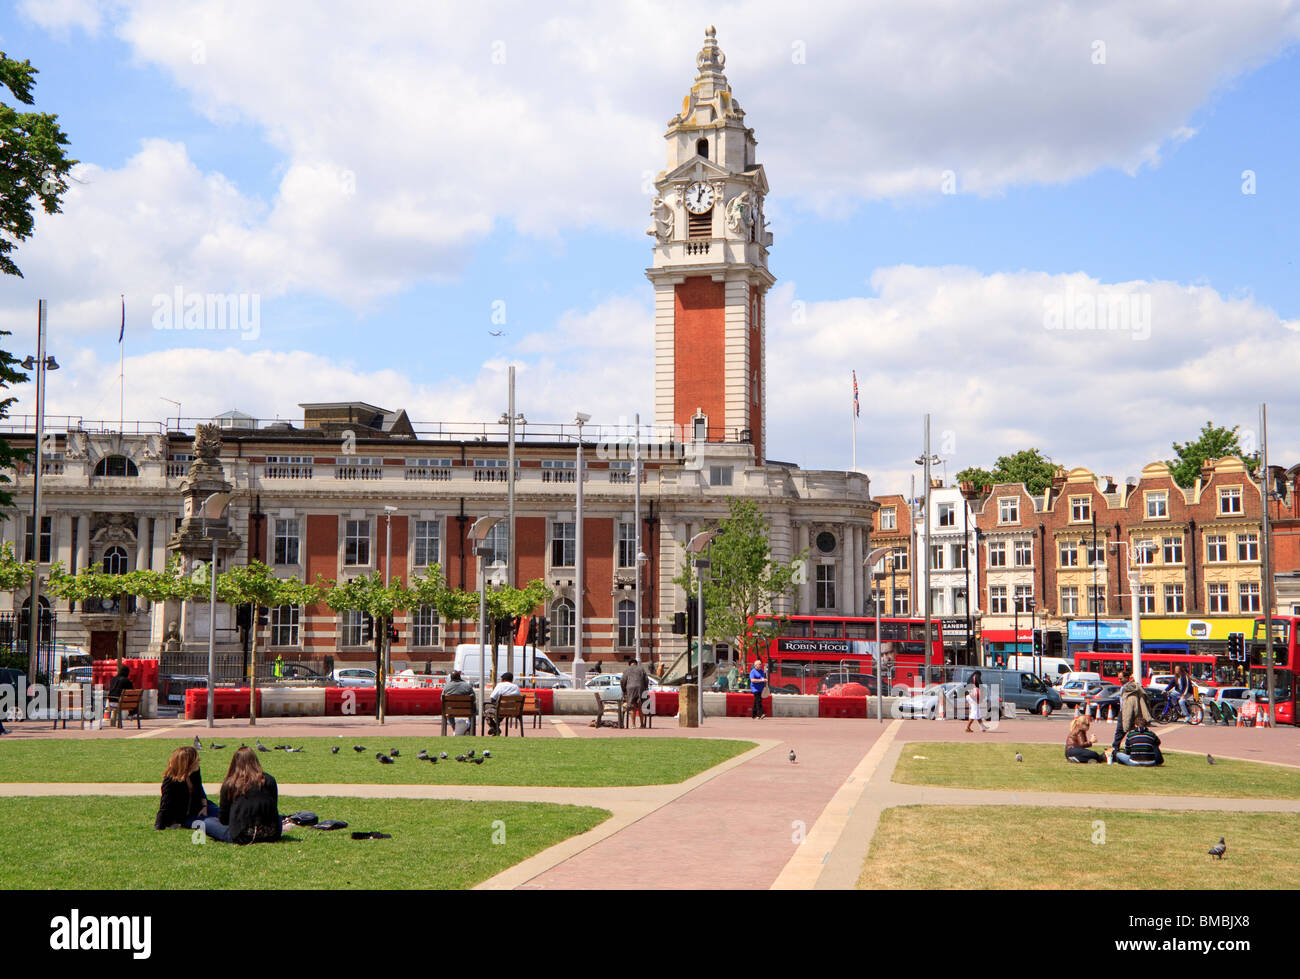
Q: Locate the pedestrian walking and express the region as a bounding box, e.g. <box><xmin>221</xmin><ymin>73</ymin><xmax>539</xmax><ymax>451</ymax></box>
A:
<box><xmin>749</xmin><ymin>659</ymin><xmax>767</xmax><ymax>718</ymax></box>
<box><xmin>964</xmin><ymin>670</ymin><xmax>989</xmax><ymax>732</ymax></box>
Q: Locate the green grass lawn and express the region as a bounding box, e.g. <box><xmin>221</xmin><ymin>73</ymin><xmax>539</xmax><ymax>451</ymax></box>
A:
<box><xmin>893</xmin><ymin>743</ymin><xmax>1300</xmax><ymax>799</ymax></box>
<box><xmin>858</xmin><ymin>806</ymin><xmax>1300</xmax><ymax>889</ymax></box>
<box><xmin>0</xmin><ymin>737</ymin><xmax>752</xmax><ymax>787</ymax></box>
<box><xmin>1</xmin><ymin>795</ymin><xmax>609</xmax><ymax>889</ymax></box>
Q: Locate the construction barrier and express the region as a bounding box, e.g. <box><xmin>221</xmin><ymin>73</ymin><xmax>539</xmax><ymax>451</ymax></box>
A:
<box><xmin>552</xmin><ymin>689</ymin><xmax>602</xmax><ymax>715</ymax></box>
<box><xmin>646</xmin><ymin>688</ymin><xmax>678</xmax><ymax>716</ymax></box>
<box><xmin>93</xmin><ymin>658</ymin><xmax>159</xmax><ymax>691</ymax></box>
<box><xmin>384</xmin><ymin>687</ymin><xmax>442</xmax><ymax>716</ymax></box>
<box><xmin>819</xmin><ymin>695</ymin><xmax>868</xmax><ymax>719</ymax></box>
<box><xmin>260</xmin><ymin>686</ymin><xmax>326</xmax><ymax>717</ymax></box>
<box><xmin>772</xmin><ymin>694</ymin><xmax>820</xmax><ymax>718</ymax></box>
<box><xmin>185</xmin><ymin>687</ymin><xmax>258</xmax><ymax>720</ymax></box>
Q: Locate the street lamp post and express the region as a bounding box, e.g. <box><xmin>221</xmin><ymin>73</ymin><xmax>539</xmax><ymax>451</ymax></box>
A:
<box><xmin>634</xmin><ymin>412</ymin><xmax>643</xmax><ymax>663</ymax></box>
<box><xmin>1109</xmin><ymin>538</ymin><xmax>1152</xmax><ymax>679</ymax></box>
<box><xmin>380</xmin><ymin>504</ymin><xmax>397</xmax><ymax>724</ymax></box>
<box><xmin>864</xmin><ymin>546</ymin><xmax>891</xmax><ymax>724</ymax></box>
<box><xmin>198</xmin><ymin>492</ymin><xmax>232</xmax><ymax>729</ymax></box>
<box><xmin>686</xmin><ymin>531</ymin><xmax>717</xmax><ymax>727</ymax></box>
<box><xmin>573</xmin><ymin>413</ymin><xmax>590</xmax><ymax>688</ymax></box>
<box><xmin>915</xmin><ymin>416</ymin><xmax>941</xmax><ymax>684</ymax></box>
<box><xmin>467</xmin><ymin>516</ymin><xmax>500</xmax><ymax>714</ymax></box>
<box><xmin>22</xmin><ymin>300</ymin><xmax>58</xmax><ymax>682</ymax></box>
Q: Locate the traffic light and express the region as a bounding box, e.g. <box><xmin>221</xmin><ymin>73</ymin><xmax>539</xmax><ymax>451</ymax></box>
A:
<box><xmin>537</xmin><ymin>617</ymin><xmax>550</xmax><ymax>647</ymax></box>
<box><xmin>672</xmin><ymin>612</ymin><xmax>686</xmax><ymax>635</ymax></box>
<box><xmin>686</xmin><ymin>600</ymin><xmax>698</xmax><ymax>638</ymax></box>
<box><xmin>235</xmin><ymin>604</ymin><xmax>252</xmax><ymax>630</ymax></box>
<box><xmin>361</xmin><ymin>616</ymin><xmax>374</xmax><ymax>644</ymax></box>
<box><xmin>1032</xmin><ymin>629</ymin><xmax>1043</xmax><ymax>655</ymax></box>
<box><xmin>388</xmin><ymin>624</ymin><xmax>398</xmax><ymax>644</ymax></box>
<box><xmin>256</xmin><ymin>606</ymin><xmax>269</xmax><ymax>627</ymax></box>
<box><xmin>1227</xmin><ymin>632</ymin><xmax>1244</xmax><ymax>662</ymax></box>
<box><xmin>526</xmin><ymin>617</ymin><xmax>538</xmax><ymax>646</ymax></box>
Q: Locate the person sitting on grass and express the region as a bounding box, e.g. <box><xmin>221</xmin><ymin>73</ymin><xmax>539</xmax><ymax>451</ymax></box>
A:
<box><xmin>1112</xmin><ymin>719</ymin><xmax>1164</xmax><ymax>767</ymax></box>
<box><xmin>155</xmin><ymin>746</ymin><xmax>218</xmax><ymax>829</ymax></box>
<box><xmin>483</xmin><ymin>671</ymin><xmax>521</xmax><ymax>736</ymax></box>
<box><xmin>204</xmin><ymin>747</ymin><xmax>283</xmax><ymax>844</ymax></box>
<box><xmin>1110</xmin><ymin>667</ymin><xmax>1151</xmax><ymax>755</ymax></box>
<box><xmin>1064</xmin><ymin>715</ymin><xmax>1106</xmax><ymax>763</ymax></box>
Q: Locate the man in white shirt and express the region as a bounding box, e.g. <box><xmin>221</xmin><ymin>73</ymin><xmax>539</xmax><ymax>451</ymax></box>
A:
<box><xmin>484</xmin><ymin>672</ymin><xmax>522</xmax><ymax>736</ymax></box>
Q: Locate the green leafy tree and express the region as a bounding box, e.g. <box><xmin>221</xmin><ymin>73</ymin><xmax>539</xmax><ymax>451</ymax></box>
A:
<box><xmin>674</xmin><ymin>499</ymin><xmax>805</xmax><ymax>676</ymax></box>
<box><xmin>0</xmin><ymin>541</ymin><xmax>34</xmax><ymax>671</ymax></box>
<box><xmin>956</xmin><ymin>448</ymin><xmax>1059</xmax><ymax>494</ymax></box>
<box><xmin>483</xmin><ymin>578</ymin><xmax>553</xmax><ymax>683</ymax></box>
<box><xmin>318</xmin><ymin>571</ymin><xmax>412</xmax><ymax>722</ymax></box>
<box><xmin>1167</xmin><ymin>422</ymin><xmax>1259</xmax><ymax>489</ymax></box>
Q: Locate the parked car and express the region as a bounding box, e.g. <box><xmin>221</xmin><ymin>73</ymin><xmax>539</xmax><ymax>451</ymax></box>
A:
<box><xmin>895</xmin><ymin>682</ymin><xmax>966</xmax><ymax>719</ymax></box>
<box><xmin>64</xmin><ymin>666</ymin><xmax>94</xmax><ymax>686</ymax></box>
<box><xmin>1059</xmin><ymin>678</ymin><xmax>1107</xmax><ymax>708</ymax></box>
<box><xmin>1084</xmin><ymin>683</ymin><xmax>1123</xmax><ymax>718</ymax></box>
<box><xmin>331</xmin><ymin>667</ymin><xmax>377</xmax><ymax>687</ymax></box>
<box><xmin>1208</xmin><ymin>686</ymin><xmax>1252</xmax><ymax>712</ymax></box>
<box><xmin>585</xmin><ymin>672</ymin><xmax>660</xmax><ymax>703</ymax></box>
<box><xmin>278</xmin><ymin>662</ymin><xmax>328</xmax><ymax>682</ymax></box>
<box><xmin>950</xmin><ymin>666</ymin><xmax>1062</xmax><ymax>716</ymax></box>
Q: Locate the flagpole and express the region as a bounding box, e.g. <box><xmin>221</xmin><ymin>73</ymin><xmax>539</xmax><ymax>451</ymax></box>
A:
<box><xmin>119</xmin><ymin>295</ymin><xmax>125</xmax><ymax>434</ymax></box>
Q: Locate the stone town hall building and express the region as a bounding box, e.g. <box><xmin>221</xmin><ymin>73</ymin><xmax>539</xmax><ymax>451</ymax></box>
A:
<box><xmin>2</xmin><ymin>29</ymin><xmax>875</xmax><ymax>670</ymax></box>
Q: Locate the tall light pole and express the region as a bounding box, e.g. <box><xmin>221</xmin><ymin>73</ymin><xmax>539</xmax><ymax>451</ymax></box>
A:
<box><xmin>1259</xmin><ymin>403</ymin><xmax>1276</xmax><ymax>720</ymax></box>
<box><xmin>686</xmin><ymin>530</ymin><xmax>717</xmax><ymax>726</ymax></box>
<box><xmin>499</xmin><ymin>367</ymin><xmax>525</xmax><ymax>588</ymax></box>
<box><xmin>1109</xmin><ymin>538</ymin><xmax>1152</xmax><ymax>680</ymax></box>
<box><xmin>467</xmin><ymin>516</ymin><xmax>499</xmax><ymax>708</ymax></box>
<box><xmin>864</xmin><ymin>546</ymin><xmax>891</xmax><ymax>723</ymax></box>
<box><xmin>573</xmin><ymin>412</ymin><xmax>590</xmax><ymax>687</ymax></box>
<box><xmin>22</xmin><ymin>300</ymin><xmax>58</xmax><ymax>681</ymax></box>
<box><xmin>634</xmin><ymin>412</ymin><xmax>644</xmax><ymax>664</ymax></box>
<box><xmin>915</xmin><ymin>416</ymin><xmax>941</xmax><ymax>684</ymax></box>
<box><xmin>199</xmin><ymin>492</ymin><xmax>232</xmax><ymax>728</ymax></box>
<box><xmin>380</xmin><ymin>504</ymin><xmax>397</xmax><ymax>723</ymax></box>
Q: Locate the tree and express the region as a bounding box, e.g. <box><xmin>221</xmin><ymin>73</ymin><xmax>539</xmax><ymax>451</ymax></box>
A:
<box><xmin>1167</xmin><ymin>422</ymin><xmax>1259</xmax><ymax>489</ymax></box>
<box><xmin>0</xmin><ymin>541</ymin><xmax>34</xmax><ymax>671</ymax></box>
<box><xmin>318</xmin><ymin>571</ymin><xmax>411</xmax><ymax>723</ymax></box>
<box><xmin>956</xmin><ymin>448</ymin><xmax>1059</xmax><ymax>494</ymax></box>
<box><xmin>673</xmin><ymin>499</ymin><xmax>805</xmax><ymax>675</ymax></box>
<box><xmin>484</xmin><ymin>578</ymin><xmax>553</xmax><ymax>683</ymax></box>
<box><xmin>218</xmin><ymin>561</ymin><xmax>321</xmax><ymax>725</ymax></box>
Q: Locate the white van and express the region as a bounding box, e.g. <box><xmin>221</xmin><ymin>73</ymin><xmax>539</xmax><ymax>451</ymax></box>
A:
<box><xmin>1000</xmin><ymin>655</ymin><xmax>1071</xmax><ymax>680</ymax></box>
<box><xmin>452</xmin><ymin>644</ymin><xmax>571</xmax><ymax>689</ymax></box>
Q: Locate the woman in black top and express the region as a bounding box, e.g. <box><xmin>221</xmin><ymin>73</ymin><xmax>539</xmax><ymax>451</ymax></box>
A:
<box><xmin>204</xmin><ymin>747</ymin><xmax>282</xmax><ymax>844</ymax></box>
<box><xmin>154</xmin><ymin>746</ymin><xmax>216</xmax><ymax>829</ymax></box>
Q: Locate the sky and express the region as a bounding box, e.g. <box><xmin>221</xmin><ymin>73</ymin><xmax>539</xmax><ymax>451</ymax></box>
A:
<box><xmin>2</xmin><ymin>0</ymin><xmax>1299</xmax><ymax>495</ymax></box>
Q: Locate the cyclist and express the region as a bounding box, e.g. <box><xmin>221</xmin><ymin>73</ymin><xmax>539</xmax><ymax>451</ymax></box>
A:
<box><xmin>1163</xmin><ymin>665</ymin><xmax>1194</xmax><ymax>722</ymax></box>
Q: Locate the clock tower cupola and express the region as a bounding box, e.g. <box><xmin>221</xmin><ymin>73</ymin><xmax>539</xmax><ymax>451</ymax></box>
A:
<box><xmin>646</xmin><ymin>26</ymin><xmax>774</xmax><ymax>465</ymax></box>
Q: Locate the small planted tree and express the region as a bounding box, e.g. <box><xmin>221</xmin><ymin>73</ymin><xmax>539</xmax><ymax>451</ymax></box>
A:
<box><xmin>484</xmin><ymin>578</ymin><xmax>553</xmax><ymax>684</ymax></box>
<box><xmin>319</xmin><ymin>571</ymin><xmax>408</xmax><ymax>723</ymax></box>
<box><xmin>0</xmin><ymin>542</ymin><xmax>35</xmax><ymax>671</ymax></box>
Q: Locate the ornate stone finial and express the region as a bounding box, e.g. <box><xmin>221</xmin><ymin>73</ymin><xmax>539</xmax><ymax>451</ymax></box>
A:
<box><xmin>697</xmin><ymin>25</ymin><xmax>725</xmax><ymax>73</ymax></box>
<box><xmin>194</xmin><ymin>423</ymin><xmax>222</xmax><ymax>462</ymax></box>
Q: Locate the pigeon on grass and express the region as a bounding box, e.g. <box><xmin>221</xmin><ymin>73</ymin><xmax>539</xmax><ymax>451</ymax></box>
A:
<box><xmin>1208</xmin><ymin>838</ymin><xmax>1227</xmax><ymax>859</ymax></box>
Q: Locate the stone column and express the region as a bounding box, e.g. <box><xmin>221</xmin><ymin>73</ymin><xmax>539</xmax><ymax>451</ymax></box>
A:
<box><xmin>135</xmin><ymin>514</ymin><xmax>150</xmax><ymax>571</ymax></box>
<box><xmin>55</xmin><ymin>514</ymin><xmax>72</xmax><ymax>572</ymax></box>
<box><xmin>151</xmin><ymin>516</ymin><xmax>168</xmax><ymax>571</ymax></box>
<box><xmin>75</xmin><ymin>515</ymin><xmax>90</xmax><ymax>573</ymax></box>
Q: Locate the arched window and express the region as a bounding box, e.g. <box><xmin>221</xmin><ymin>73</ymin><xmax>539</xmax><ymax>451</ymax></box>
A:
<box><xmin>696</xmin><ymin>138</ymin><xmax>708</xmax><ymax>159</ymax></box>
<box><xmin>94</xmin><ymin>456</ymin><xmax>138</xmax><ymax>477</ymax></box>
<box><xmin>551</xmin><ymin>598</ymin><xmax>575</xmax><ymax>648</ymax></box>
<box><xmin>617</xmin><ymin>599</ymin><xmax>635</xmax><ymax>648</ymax></box>
<box><xmin>102</xmin><ymin>545</ymin><xmax>129</xmax><ymax>575</ymax></box>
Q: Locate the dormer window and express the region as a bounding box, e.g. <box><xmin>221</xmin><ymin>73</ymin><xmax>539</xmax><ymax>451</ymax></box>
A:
<box><xmin>696</xmin><ymin>138</ymin><xmax>709</xmax><ymax>159</ymax></box>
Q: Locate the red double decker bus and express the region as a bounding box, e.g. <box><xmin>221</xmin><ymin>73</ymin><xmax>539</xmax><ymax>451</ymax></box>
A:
<box><xmin>1074</xmin><ymin>650</ymin><xmax>1228</xmax><ymax>688</ymax></box>
<box><xmin>747</xmin><ymin>614</ymin><xmax>945</xmax><ymax>695</ymax></box>
<box><xmin>1250</xmin><ymin>615</ymin><xmax>1296</xmax><ymax>726</ymax></box>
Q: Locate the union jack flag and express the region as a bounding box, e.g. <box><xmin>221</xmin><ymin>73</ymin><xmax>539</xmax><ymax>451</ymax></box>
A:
<box><xmin>852</xmin><ymin>371</ymin><xmax>859</xmax><ymax>418</ymax></box>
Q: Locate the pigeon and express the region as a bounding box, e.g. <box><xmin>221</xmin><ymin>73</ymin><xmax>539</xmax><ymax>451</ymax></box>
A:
<box><xmin>788</xmin><ymin>750</ymin><xmax>797</xmax><ymax>764</ymax></box>
<box><xmin>285</xmin><ymin>746</ymin><xmax>304</xmax><ymax>753</ymax></box>
<box><xmin>1207</xmin><ymin>754</ymin><xmax>1216</xmax><ymax>765</ymax></box>
<box><xmin>1016</xmin><ymin>753</ymin><xmax>1023</xmax><ymax>763</ymax></box>
<box><xmin>482</xmin><ymin>750</ymin><xmax>490</xmax><ymax>758</ymax></box>
<box><xmin>209</xmin><ymin>742</ymin><xmax>224</xmax><ymax>750</ymax></box>
<box><xmin>467</xmin><ymin>749</ymin><xmax>475</xmax><ymax>758</ymax></box>
<box><xmin>417</xmin><ymin>750</ymin><xmax>429</xmax><ymax>760</ymax></box>
<box><xmin>439</xmin><ymin>752</ymin><xmax>448</xmax><ymax>760</ymax></box>
<box><xmin>376</xmin><ymin>753</ymin><xmax>394</xmax><ymax>764</ymax></box>
<box><xmin>331</xmin><ymin>746</ymin><xmax>340</xmax><ymax>754</ymax></box>
<box><xmin>455</xmin><ymin>755</ymin><xmax>467</xmax><ymax>763</ymax></box>
<box><xmin>472</xmin><ymin>757</ymin><xmax>484</xmax><ymax>765</ymax></box>
<box><xmin>353</xmin><ymin>745</ymin><xmax>367</xmax><ymax>753</ymax></box>
<box><xmin>193</xmin><ymin>736</ymin><xmax>202</xmax><ymax>750</ymax></box>
<box><xmin>1208</xmin><ymin>837</ymin><xmax>1227</xmax><ymax>859</ymax></box>
<box><xmin>256</xmin><ymin>741</ymin><xmax>270</xmax><ymax>753</ymax></box>
<box><xmin>428</xmin><ymin>756</ymin><xmax>437</xmax><ymax>764</ymax></box>
<box><xmin>390</xmin><ymin>748</ymin><xmax>399</xmax><ymax>757</ymax></box>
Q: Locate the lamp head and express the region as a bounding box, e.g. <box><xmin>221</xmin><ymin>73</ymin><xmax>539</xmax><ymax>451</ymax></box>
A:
<box><xmin>574</xmin><ymin>412</ymin><xmax>591</xmax><ymax>425</ymax></box>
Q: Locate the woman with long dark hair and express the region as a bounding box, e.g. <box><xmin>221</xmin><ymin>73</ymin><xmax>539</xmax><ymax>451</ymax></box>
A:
<box><xmin>964</xmin><ymin>670</ymin><xmax>989</xmax><ymax>732</ymax></box>
<box><xmin>203</xmin><ymin>747</ymin><xmax>282</xmax><ymax>844</ymax></box>
<box><xmin>154</xmin><ymin>746</ymin><xmax>217</xmax><ymax>829</ymax></box>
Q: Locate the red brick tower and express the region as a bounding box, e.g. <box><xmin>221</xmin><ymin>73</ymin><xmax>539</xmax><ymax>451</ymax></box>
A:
<box><xmin>646</xmin><ymin>26</ymin><xmax>774</xmax><ymax>464</ymax></box>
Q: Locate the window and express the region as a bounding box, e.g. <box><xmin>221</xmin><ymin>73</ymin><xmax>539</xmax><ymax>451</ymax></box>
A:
<box><xmin>24</xmin><ymin>516</ymin><xmax>52</xmax><ymax>563</ymax></box>
<box><xmin>608</xmin><ymin>460</ymin><xmax>633</xmax><ymax>483</ymax></box>
<box><xmin>411</xmin><ymin>606</ymin><xmax>440</xmax><ymax>646</ymax></box>
<box><xmin>1059</xmin><ymin>541</ymin><xmax>1078</xmax><ymax>568</ymax></box>
<box><xmin>413</xmin><ymin>519</ymin><xmax>440</xmax><ymax>567</ymax></box>
<box><xmin>1085</xmin><ymin>544</ymin><xmax>1106</xmax><ymax>567</ymax></box>
<box><xmin>696</xmin><ymin>137</ymin><xmax>708</xmax><ymax>158</ymax></box>
<box><xmin>1237</xmin><ymin>533</ymin><xmax>1258</xmax><ymax>562</ymax></box>
<box><xmin>1239</xmin><ymin>582</ymin><xmax>1260</xmax><ymax>612</ymax></box>
<box><xmin>273</xmin><ymin>518</ymin><xmax>300</xmax><ymax>566</ymax></box>
<box><xmin>1205</xmin><ymin>535</ymin><xmax>1228</xmax><ymax>563</ymax></box>
<box><xmin>1087</xmin><ymin>586</ymin><xmax>1106</xmax><ymax>615</ymax></box>
<box><xmin>1164</xmin><ymin>584</ymin><xmax>1185</xmax><ymax>614</ymax></box>
<box><xmin>1013</xmin><ymin>540</ymin><xmax>1033</xmax><ymax>567</ymax></box>
<box><xmin>709</xmin><ymin>465</ymin><xmax>733</xmax><ymax>486</ymax></box>
<box><xmin>618</xmin><ymin>522</ymin><xmax>637</xmax><ymax>568</ymax></box>
<box><xmin>929</xmin><ymin>589</ymin><xmax>945</xmax><ymax>615</ymax></box>
<box><xmin>541</xmin><ymin>459</ymin><xmax>577</xmax><ymax>483</ymax></box>
<box><xmin>1070</xmin><ymin>497</ymin><xmax>1091</xmax><ymax>522</ymax></box>
<box><xmin>1207</xmin><ymin>583</ymin><xmax>1229</xmax><ymax>613</ymax></box>
<box><xmin>93</xmin><ymin>455</ymin><xmax>139</xmax><ymax>477</ymax></box>
<box><xmin>892</xmin><ymin>591</ymin><xmax>909</xmax><ymax>615</ymax></box>
<box><xmin>929</xmin><ymin>544</ymin><xmax>944</xmax><ymax>570</ymax></box>
<box><xmin>1014</xmin><ymin>585</ymin><xmax>1033</xmax><ymax>612</ymax></box>
<box><xmin>954</xmin><ymin>588</ymin><xmax>968</xmax><ymax>616</ymax></box>
<box><xmin>473</xmin><ymin>458</ymin><xmax>510</xmax><ymax>482</ymax></box>
<box><xmin>988</xmin><ymin>542</ymin><xmax>1007</xmax><ymax>567</ymax></box>
<box><xmin>1219</xmin><ymin>487</ymin><xmax>1242</xmax><ymax>514</ymax></box>
<box><xmin>938</xmin><ymin>503</ymin><xmax>955</xmax><ymax>527</ymax></box>
<box><xmin>816</xmin><ymin>532</ymin><xmax>837</xmax><ymax>554</ymax></box>
<box><xmin>951</xmin><ymin>544</ymin><xmax>967</xmax><ymax>570</ymax></box>
<box><xmin>617</xmin><ymin>599</ymin><xmax>636</xmax><ymax>647</ymax></box>
<box><xmin>552</xmin><ymin>599</ymin><xmax>575</xmax><ymax>647</ymax></box>
<box><xmin>551</xmin><ymin>521</ymin><xmax>575</xmax><ymax>567</ymax></box>
<box><xmin>989</xmin><ymin>586</ymin><xmax>1008</xmax><ymax>614</ymax></box>
<box><xmin>102</xmin><ymin>545</ymin><xmax>129</xmax><ymax>575</ymax></box>
<box><xmin>344</xmin><ymin>519</ymin><xmax>370</xmax><ymax>566</ymax></box>
<box><xmin>879</xmin><ymin>507</ymin><xmax>896</xmax><ymax>531</ymax></box>
<box><xmin>891</xmin><ymin>547</ymin><xmax>908</xmax><ymax>571</ymax></box>
<box><xmin>1146</xmin><ymin>492</ymin><xmax>1168</xmax><ymax>518</ymax></box>
<box><xmin>341</xmin><ymin>610</ymin><xmax>371</xmax><ymax>647</ymax></box>
<box><xmin>1162</xmin><ymin>536</ymin><xmax>1183</xmax><ymax>565</ymax></box>
<box><xmin>270</xmin><ymin>605</ymin><xmax>299</xmax><ymax>647</ymax></box>
<box><xmin>484</xmin><ymin>522</ymin><xmax>508</xmax><ymax>566</ymax></box>
<box><xmin>998</xmin><ymin>498</ymin><xmax>1019</xmax><ymax>523</ymax></box>
<box><xmin>1137</xmin><ymin>585</ymin><xmax>1156</xmax><ymax>615</ymax></box>
<box><xmin>1060</xmin><ymin>586</ymin><xmax>1079</xmax><ymax>616</ymax></box>
<box><xmin>815</xmin><ymin>565</ymin><xmax>836</xmax><ymax>610</ymax></box>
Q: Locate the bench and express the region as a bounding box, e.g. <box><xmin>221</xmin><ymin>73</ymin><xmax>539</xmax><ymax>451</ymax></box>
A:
<box><xmin>441</xmin><ymin>693</ymin><xmax>477</xmax><ymax>736</ymax></box>
<box><xmin>52</xmin><ymin>688</ymin><xmax>83</xmax><ymax>730</ymax></box>
<box><xmin>111</xmin><ymin>689</ymin><xmax>143</xmax><ymax>730</ymax></box>
<box><xmin>522</xmin><ymin>689</ymin><xmax>543</xmax><ymax>729</ymax></box>
<box><xmin>495</xmin><ymin>694</ymin><xmax>525</xmax><ymax>737</ymax></box>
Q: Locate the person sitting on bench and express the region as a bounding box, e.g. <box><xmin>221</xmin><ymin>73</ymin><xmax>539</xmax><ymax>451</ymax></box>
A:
<box><xmin>155</xmin><ymin>746</ymin><xmax>218</xmax><ymax>829</ymax></box>
<box><xmin>108</xmin><ymin>665</ymin><xmax>133</xmax><ymax>703</ymax></box>
<box><xmin>483</xmin><ymin>672</ymin><xmax>521</xmax><ymax>736</ymax></box>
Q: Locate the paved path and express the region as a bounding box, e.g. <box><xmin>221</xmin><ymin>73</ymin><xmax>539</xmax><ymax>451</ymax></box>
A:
<box><xmin>3</xmin><ymin>713</ymin><xmax>1296</xmax><ymax>889</ymax></box>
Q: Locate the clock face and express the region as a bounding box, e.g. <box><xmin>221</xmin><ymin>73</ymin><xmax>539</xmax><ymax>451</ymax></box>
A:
<box><xmin>685</xmin><ymin>182</ymin><xmax>715</xmax><ymax>214</ymax></box>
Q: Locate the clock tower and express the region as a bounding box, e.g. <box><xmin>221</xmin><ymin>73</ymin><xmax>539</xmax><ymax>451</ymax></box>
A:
<box><xmin>647</xmin><ymin>26</ymin><xmax>774</xmax><ymax>465</ymax></box>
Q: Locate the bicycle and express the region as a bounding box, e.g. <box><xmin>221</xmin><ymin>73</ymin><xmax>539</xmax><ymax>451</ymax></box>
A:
<box><xmin>1151</xmin><ymin>690</ymin><xmax>1202</xmax><ymax>726</ymax></box>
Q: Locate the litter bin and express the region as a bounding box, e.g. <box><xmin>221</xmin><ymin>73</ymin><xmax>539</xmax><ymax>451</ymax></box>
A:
<box><xmin>679</xmin><ymin>683</ymin><xmax>699</xmax><ymax>728</ymax></box>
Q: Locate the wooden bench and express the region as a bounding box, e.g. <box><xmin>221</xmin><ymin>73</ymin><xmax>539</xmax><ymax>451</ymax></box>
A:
<box><xmin>522</xmin><ymin>689</ymin><xmax>543</xmax><ymax>729</ymax></box>
<box><xmin>441</xmin><ymin>693</ymin><xmax>477</xmax><ymax>737</ymax></box>
<box><xmin>111</xmin><ymin>689</ymin><xmax>143</xmax><ymax>730</ymax></box>
<box><xmin>495</xmin><ymin>694</ymin><xmax>525</xmax><ymax>737</ymax></box>
<box><xmin>52</xmin><ymin>688</ymin><xmax>82</xmax><ymax>730</ymax></box>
